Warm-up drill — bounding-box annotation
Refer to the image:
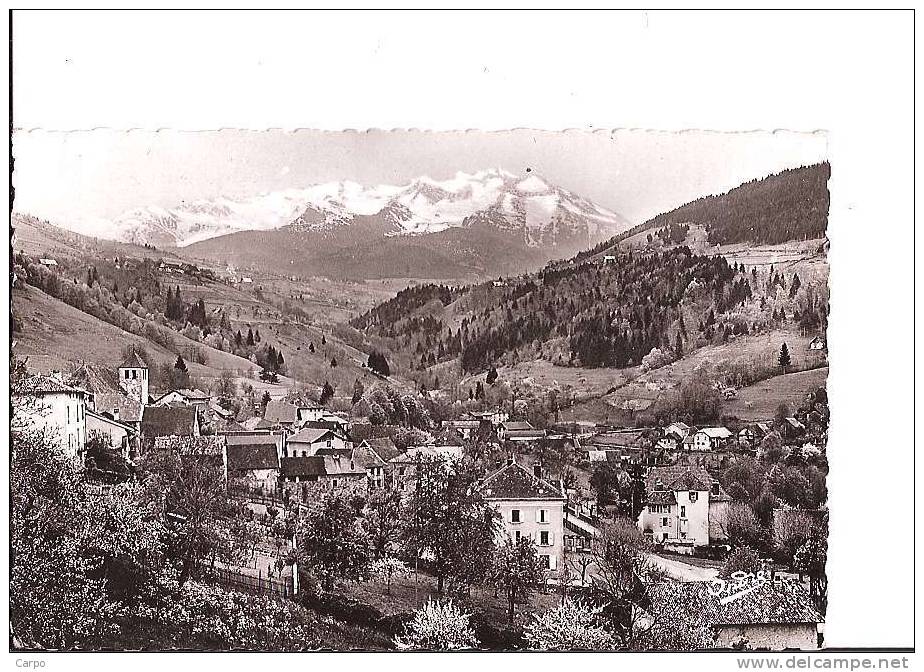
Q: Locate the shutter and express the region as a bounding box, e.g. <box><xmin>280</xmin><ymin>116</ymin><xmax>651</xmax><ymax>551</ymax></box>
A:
<box><xmin>549</xmin><ymin>531</ymin><xmax>555</xmax><ymax>546</ymax></box>
<box><xmin>549</xmin><ymin>555</ymin><xmax>558</xmax><ymax>570</ymax></box>
<box><xmin>535</xmin><ymin>509</ymin><xmax>541</xmax><ymax>523</ymax></box>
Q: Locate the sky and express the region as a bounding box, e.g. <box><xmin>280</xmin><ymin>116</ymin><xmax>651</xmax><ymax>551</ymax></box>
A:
<box><xmin>12</xmin><ymin>128</ymin><xmax>827</xmax><ymax>231</ymax></box>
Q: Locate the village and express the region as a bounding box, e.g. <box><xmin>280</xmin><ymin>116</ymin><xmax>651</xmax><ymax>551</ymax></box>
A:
<box><xmin>13</xmin><ymin>335</ymin><xmax>829</xmax><ymax>651</ymax></box>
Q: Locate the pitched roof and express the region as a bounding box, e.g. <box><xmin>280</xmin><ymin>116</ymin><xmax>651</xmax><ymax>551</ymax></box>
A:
<box><xmin>17</xmin><ymin>373</ymin><xmax>84</xmax><ymax>395</ymax></box>
<box><xmin>119</xmin><ymin>349</ymin><xmax>148</xmax><ymax>369</ymax></box>
<box><xmin>647</xmin><ymin>490</ymin><xmax>677</xmax><ymax>505</ymax></box>
<box><xmin>68</xmin><ymin>363</ymin><xmax>121</xmax><ymax>395</ymax></box>
<box><xmin>590</xmin><ymin>430</ymin><xmax>646</xmax><ymax>448</ymax></box>
<box><xmin>209</xmin><ymin>401</ymin><xmax>234</xmax><ymax>418</ymax></box>
<box><xmin>352</xmin><ymin>442</ymin><xmax>386</xmax><ymax>470</ymax></box>
<box><xmin>281</xmin><ymin>456</ymin><xmax>326</xmax><ymax>478</ymax></box>
<box><xmin>225</xmin><ymin>432</ymin><xmax>282</xmax><ymax>449</ymax></box>
<box><xmin>785</xmin><ymin>417</ymin><xmax>806</xmax><ymax>429</ymax></box>
<box><xmin>94</xmin><ymin>392</ymin><xmax>143</xmax><ymax>423</ymax></box>
<box><xmin>321</xmin><ymin>454</ymin><xmax>365</xmax><ymax>476</ymax></box>
<box><xmin>85</xmin><ymin>408</ymin><xmax>135</xmax><ymax>433</ymax></box>
<box><xmin>366</xmin><ymin>436</ymin><xmax>401</xmax><ymax>462</ymax></box>
<box><xmin>646</xmin><ymin>580</ymin><xmax>823</xmax><ymax>627</ymax></box>
<box><xmin>646</xmin><ymin>466</ymin><xmax>731</xmax><ymax>500</ymax></box>
<box><xmin>264</xmin><ymin>400</ymin><xmax>299</xmax><ymax>424</ymax></box>
<box><xmin>226</xmin><ymin>443</ymin><xmax>280</xmax><ymax>471</ymax></box>
<box><xmin>502</xmin><ymin>421</ymin><xmax>535</xmax><ymax>431</ymax></box>
<box><xmin>313</xmin><ymin>447</ymin><xmax>353</xmax><ymax>457</ymax></box>
<box><xmin>698</xmin><ymin>426</ymin><xmax>733</xmax><ymax>439</ymax></box>
<box><xmin>141</xmin><ymin>406</ymin><xmax>198</xmax><ymax>437</ymax></box>
<box><xmin>280</xmin><ymin>454</ymin><xmax>365</xmax><ymax>478</ymax></box>
<box><xmin>289</xmin><ymin>427</ymin><xmax>334</xmax><ymax>445</ymax></box>
<box><xmin>303</xmin><ymin>419</ymin><xmax>347</xmax><ymax>433</ymax></box>
<box><xmin>666</xmin><ymin>421</ymin><xmax>691</xmax><ymax>434</ymax></box>
<box><xmin>481</xmin><ymin>461</ymin><xmax>565</xmax><ymax>501</ymax></box>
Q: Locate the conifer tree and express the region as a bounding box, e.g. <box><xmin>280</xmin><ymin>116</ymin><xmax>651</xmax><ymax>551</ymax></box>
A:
<box><xmin>779</xmin><ymin>342</ymin><xmax>792</xmax><ymax>373</ymax></box>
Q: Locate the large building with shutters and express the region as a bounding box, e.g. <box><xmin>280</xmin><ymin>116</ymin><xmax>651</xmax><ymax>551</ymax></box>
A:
<box><xmin>481</xmin><ymin>459</ymin><xmax>566</xmax><ymax>572</ymax></box>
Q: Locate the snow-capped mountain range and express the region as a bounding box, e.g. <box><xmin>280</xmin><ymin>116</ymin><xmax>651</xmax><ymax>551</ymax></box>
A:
<box><xmin>93</xmin><ymin>168</ymin><xmax>631</xmax><ymax>248</ymax></box>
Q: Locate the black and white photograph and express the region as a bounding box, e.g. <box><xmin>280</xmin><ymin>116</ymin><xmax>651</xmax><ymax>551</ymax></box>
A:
<box><xmin>5</xmin><ymin>8</ymin><xmax>915</xmax><ymax>662</ymax></box>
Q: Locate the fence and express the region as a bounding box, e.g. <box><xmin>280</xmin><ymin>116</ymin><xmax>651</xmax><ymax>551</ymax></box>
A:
<box><xmin>208</xmin><ymin>565</ymin><xmax>295</xmax><ymax>600</ymax></box>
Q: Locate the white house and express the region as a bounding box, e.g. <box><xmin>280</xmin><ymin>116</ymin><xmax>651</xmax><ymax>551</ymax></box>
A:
<box><xmin>638</xmin><ymin>465</ymin><xmax>731</xmax><ymax>550</ymax></box>
<box><xmin>296</xmin><ymin>402</ymin><xmax>326</xmax><ymax>424</ymax></box>
<box><xmin>481</xmin><ymin>460</ymin><xmax>566</xmax><ymax>572</ymax></box>
<box><xmin>808</xmin><ymin>336</ymin><xmax>826</xmax><ymax>351</ymax></box>
<box><xmin>468</xmin><ymin>409</ymin><xmax>509</xmax><ymax>427</ymax></box>
<box><xmin>15</xmin><ymin>374</ymin><xmax>88</xmax><ymax>464</ymax></box>
<box><xmin>693</xmin><ymin>427</ymin><xmax>733</xmax><ymax>451</ymax></box>
<box><xmin>286</xmin><ymin>427</ymin><xmax>347</xmax><ymax>457</ymax></box>
<box><xmin>664</xmin><ymin>421</ymin><xmax>692</xmax><ymax>441</ymax></box>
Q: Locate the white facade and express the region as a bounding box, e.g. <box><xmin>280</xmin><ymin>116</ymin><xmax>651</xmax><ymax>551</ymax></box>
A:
<box><xmin>490</xmin><ymin>498</ymin><xmax>565</xmax><ymax>570</ymax></box>
<box><xmin>19</xmin><ymin>388</ymin><xmax>88</xmax><ymax>464</ymax></box>
<box><xmin>693</xmin><ymin>427</ymin><xmax>732</xmax><ymax>451</ymax></box>
<box><xmin>638</xmin><ymin>477</ymin><xmax>730</xmax><ymax>547</ymax></box>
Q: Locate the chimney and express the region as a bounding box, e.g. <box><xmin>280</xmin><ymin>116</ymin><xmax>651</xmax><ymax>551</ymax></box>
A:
<box><xmin>506</xmin><ymin>456</ymin><xmax>514</xmax><ymax>466</ymax></box>
<box><xmin>112</xmin><ymin>408</ymin><xmax>120</xmax><ymax>422</ymax></box>
<box><xmin>533</xmin><ymin>463</ymin><xmax>542</xmax><ymax>480</ymax></box>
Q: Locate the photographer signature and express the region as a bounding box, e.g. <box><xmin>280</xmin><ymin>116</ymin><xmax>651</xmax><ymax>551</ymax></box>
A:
<box><xmin>708</xmin><ymin>570</ymin><xmax>770</xmax><ymax>605</ymax></box>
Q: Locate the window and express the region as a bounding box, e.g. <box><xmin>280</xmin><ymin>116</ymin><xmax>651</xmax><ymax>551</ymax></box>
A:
<box><xmin>332</xmin><ymin>479</ymin><xmax>338</xmax><ymax>487</ymax></box>
<box><xmin>712</xmin><ymin>483</ymin><xmax>720</xmax><ymax>496</ymax></box>
<box><xmin>132</xmin><ymin>370</ymin><xmax>137</xmax><ymax>380</ymax></box>
<box><xmin>515</xmin><ymin>531</ymin><xmax>521</xmax><ymax>543</ymax></box>
<box><xmin>689</xmin><ymin>492</ymin><xmax>698</xmax><ymax>502</ymax></box>
<box><xmin>67</xmin><ymin>406</ymin><xmax>70</xmax><ymax>424</ymax></box>
<box><xmin>540</xmin><ymin>531</ymin><xmax>550</xmax><ymax>546</ymax></box>
<box><xmin>538</xmin><ymin>509</ymin><xmax>547</xmax><ymax>523</ymax></box>
<box><xmin>680</xmin><ymin>505</ymin><xmax>686</xmax><ymax>518</ymax></box>
<box><xmin>301</xmin><ymin>450</ymin><xmax>307</xmax><ymax>457</ymax></box>
<box><xmin>661</xmin><ymin>517</ymin><xmax>668</xmax><ymax>527</ymax></box>
<box><xmin>124</xmin><ymin>370</ymin><xmax>129</xmax><ymax>379</ymax></box>
<box><xmin>511</xmin><ymin>509</ymin><xmax>521</xmax><ymax>523</ymax></box>
<box><xmin>541</xmin><ymin>555</ymin><xmax>551</xmax><ymax>569</ymax></box>
<box><xmin>680</xmin><ymin>532</ymin><xmax>687</xmax><ymax>539</ymax></box>
<box><xmin>399</xmin><ymin>467</ymin><xmax>406</xmax><ymax>476</ymax></box>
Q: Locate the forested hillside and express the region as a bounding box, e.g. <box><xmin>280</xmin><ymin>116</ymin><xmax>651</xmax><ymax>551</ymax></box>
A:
<box><xmin>580</xmin><ymin>162</ymin><xmax>830</xmax><ymax>257</ymax></box>
<box><xmin>352</xmin><ymin>245</ymin><xmax>829</xmax><ymax>378</ymax></box>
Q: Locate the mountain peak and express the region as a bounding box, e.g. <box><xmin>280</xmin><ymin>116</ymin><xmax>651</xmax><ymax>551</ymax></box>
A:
<box><xmin>77</xmin><ymin>169</ymin><xmax>631</xmax><ymax>247</ymax></box>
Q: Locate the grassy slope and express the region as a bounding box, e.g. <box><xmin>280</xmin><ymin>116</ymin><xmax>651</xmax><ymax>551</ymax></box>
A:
<box><xmin>11</xmin><ymin>284</ymin><xmax>296</xmax><ymax>396</ymax></box>
<box><xmin>721</xmin><ymin>367</ymin><xmax>829</xmax><ymax>421</ymax></box>
<box><xmin>473</xmin><ymin>327</ymin><xmax>827</xmax><ymax>425</ymax></box>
